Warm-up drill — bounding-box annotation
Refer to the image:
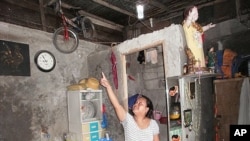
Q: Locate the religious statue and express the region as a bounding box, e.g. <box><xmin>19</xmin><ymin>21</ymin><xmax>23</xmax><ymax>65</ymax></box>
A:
<box><xmin>182</xmin><ymin>5</ymin><xmax>216</xmax><ymax>70</ymax></box>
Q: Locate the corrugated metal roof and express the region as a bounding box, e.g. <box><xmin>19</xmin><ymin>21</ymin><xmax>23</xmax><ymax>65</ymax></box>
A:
<box><xmin>57</xmin><ymin>0</ymin><xmax>216</xmax><ymax>27</ymax></box>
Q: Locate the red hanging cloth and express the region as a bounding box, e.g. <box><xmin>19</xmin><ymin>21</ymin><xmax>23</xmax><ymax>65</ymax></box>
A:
<box><xmin>110</xmin><ymin>49</ymin><xmax>118</xmax><ymax>89</ymax></box>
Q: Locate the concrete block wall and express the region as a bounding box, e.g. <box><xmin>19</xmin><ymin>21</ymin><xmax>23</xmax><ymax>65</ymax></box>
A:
<box><xmin>1</xmin><ymin>18</ymin><xmax>247</xmax><ymax>141</ymax></box>
<box><xmin>0</xmin><ymin>21</ymin><xmax>108</xmax><ymax>141</ymax></box>
<box><xmin>113</xmin><ymin>24</ymin><xmax>187</xmax><ymax>141</ymax></box>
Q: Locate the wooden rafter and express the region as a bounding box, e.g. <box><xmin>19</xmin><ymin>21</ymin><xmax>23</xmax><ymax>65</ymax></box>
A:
<box><xmin>46</xmin><ymin>0</ymin><xmax>124</xmax><ymax>32</ymax></box>
<box><xmin>78</xmin><ymin>10</ymin><xmax>124</xmax><ymax>32</ymax></box>
<box><xmin>92</xmin><ymin>0</ymin><xmax>137</xmax><ymax>18</ymax></box>
<box><xmin>39</xmin><ymin>0</ymin><xmax>46</xmax><ymax>31</ymax></box>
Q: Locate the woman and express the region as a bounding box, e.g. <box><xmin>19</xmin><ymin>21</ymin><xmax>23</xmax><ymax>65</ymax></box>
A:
<box><xmin>100</xmin><ymin>72</ymin><xmax>160</xmax><ymax>141</ymax></box>
<box><xmin>182</xmin><ymin>5</ymin><xmax>216</xmax><ymax>69</ymax></box>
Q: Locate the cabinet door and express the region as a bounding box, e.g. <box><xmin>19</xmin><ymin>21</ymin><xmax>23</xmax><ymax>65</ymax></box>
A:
<box><xmin>166</xmin><ymin>75</ymin><xmax>215</xmax><ymax>141</ymax></box>
<box><xmin>214</xmin><ymin>78</ymin><xmax>243</xmax><ymax>141</ymax></box>
<box><xmin>179</xmin><ymin>76</ymin><xmax>215</xmax><ymax>141</ymax></box>
<box><xmin>68</xmin><ymin>91</ymin><xmax>82</xmax><ymax>133</ymax></box>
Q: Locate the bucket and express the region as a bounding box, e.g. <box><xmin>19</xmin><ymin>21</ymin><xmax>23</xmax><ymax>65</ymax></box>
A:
<box><xmin>153</xmin><ymin>110</ymin><xmax>162</xmax><ymax>120</ymax></box>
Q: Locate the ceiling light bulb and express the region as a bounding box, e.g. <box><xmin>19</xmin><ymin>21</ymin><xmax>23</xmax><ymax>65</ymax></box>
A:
<box><xmin>136</xmin><ymin>4</ymin><xmax>144</xmax><ymax>19</ymax></box>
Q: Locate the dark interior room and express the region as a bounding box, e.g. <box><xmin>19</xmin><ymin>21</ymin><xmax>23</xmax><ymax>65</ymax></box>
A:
<box><xmin>0</xmin><ymin>0</ymin><xmax>250</xmax><ymax>141</ymax></box>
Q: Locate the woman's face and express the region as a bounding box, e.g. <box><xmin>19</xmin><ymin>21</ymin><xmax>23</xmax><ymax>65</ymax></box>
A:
<box><xmin>190</xmin><ymin>7</ymin><xmax>198</xmax><ymax>22</ymax></box>
<box><xmin>132</xmin><ymin>97</ymin><xmax>149</xmax><ymax>115</ymax></box>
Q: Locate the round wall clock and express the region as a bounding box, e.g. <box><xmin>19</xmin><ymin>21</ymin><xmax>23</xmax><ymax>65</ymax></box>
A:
<box><xmin>34</xmin><ymin>50</ymin><xmax>56</xmax><ymax>72</ymax></box>
<box><xmin>81</xmin><ymin>101</ymin><xmax>96</xmax><ymax>120</ymax></box>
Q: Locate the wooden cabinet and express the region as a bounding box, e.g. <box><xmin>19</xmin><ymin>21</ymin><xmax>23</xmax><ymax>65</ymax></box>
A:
<box><xmin>214</xmin><ymin>78</ymin><xmax>244</xmax><ymax>141</ymax></box>
<box><xmin>166</xmin><ymin>74</ymin><xmax>215</xmax><ymax>141</ymax></box>
<box><xmin>67</xmin><ymin>90</ymin><xmax>104</xmax><ymax>141</ymax></box>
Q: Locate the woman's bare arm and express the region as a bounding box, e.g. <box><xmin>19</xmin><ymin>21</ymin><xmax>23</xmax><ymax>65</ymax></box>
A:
<box><xmin>100</xmin><ymin>72</ymin><xmax>126</xmax><ymax>121</ymax></box>
<box><xmin>153</xmin><ymin>134</ymin><xmax>160</xmax><ymax>141</ymax></box>
<box><xmin>203</xmin><ymin>23</ymin><xmax>216</xmax><ymax>32</ymax></box>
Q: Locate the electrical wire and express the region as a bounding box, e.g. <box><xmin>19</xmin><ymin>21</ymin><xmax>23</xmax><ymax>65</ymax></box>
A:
<box><xmin>139</xmin><ymin>20</ymin><xmax>154</xmax><ymax>31</ymax></box>
<box><xmin>127</xmin><ymin>15</ymin><xmax>139</xmax><ymax>26</ymax></box>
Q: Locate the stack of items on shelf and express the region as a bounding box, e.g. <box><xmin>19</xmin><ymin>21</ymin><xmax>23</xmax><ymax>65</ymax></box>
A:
<box><xmin>67</xmin><ymin>77</ymin><xmax>100</xmax><ymax>91</ymax></box>
<box><xmin>67</xmin><ymin>82</ymin><xmax>107</xmax><ymax>140</ymax></box>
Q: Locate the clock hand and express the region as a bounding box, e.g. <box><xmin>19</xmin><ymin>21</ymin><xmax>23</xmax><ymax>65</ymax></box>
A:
<box><xmin>42</xmin><ymin>55</ymin><xmax>48</xmax><ymax>63</ymax></box>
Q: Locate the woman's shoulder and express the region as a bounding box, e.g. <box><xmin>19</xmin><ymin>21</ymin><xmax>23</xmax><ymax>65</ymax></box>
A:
<box><xmin>150</xmin><ymin>119</ymin><xmax>160</xmax><ymax>133</ymax></box>
<box><xmin>123</xmin><ymin>112</ymin><xmax>134</xmax><ymax>122</ymax></box>
<box><xmin>150</xmin><ymin>118</ymin><xmax>157</xmax><ymax>123</ymax></box>
<box><xmin>182</xmin><ymin>20</ymin><xmax>191</xmax><ymax>27</ymax></box>
<box><xmin>150</xmin><ymin>119</ymin><xmax>159</xmax><ymax>127</ymax></box>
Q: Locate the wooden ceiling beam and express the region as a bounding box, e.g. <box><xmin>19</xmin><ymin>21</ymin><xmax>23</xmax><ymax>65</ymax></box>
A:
<box><xmin>159</xmin><ymin>0</ymin><xmax>226</xmax><ymax>21</ymax></box>
<box><xmin>78</xmin><ymin>10</ymin><xmax>124</xmax><ymax>32</ymax></box>
<box><xmin>149</xmin><ymin>1</ymin><xmax>167</xmax><ymax>10</ymax></box>
<box><xmin>2</xmin><ymin>0</ymin><xmax>55</xmax><ymax>15</ymax></box>
<box><xmin>39</xmin><ymin>0</ymin><xmax>47</xmax><ymax>31</ymax></box>
<box><xmin>46</xmin><ymin>0</ymin><xmax>125</xmax><ymax>32</ymax></box>
<box><xmin>92</xmin><ymin>0</ymin><xmax>137</xmax><ymax>18</ymax></box>
<box><xmin>2</xmin><ymin>0</ymin><xmax>38</xmax><ymax>11</ymax></box>
<box><xmin>45</xmin><ymin>0</ymin><xmax>57</xmax><ymax>7</ymax></box>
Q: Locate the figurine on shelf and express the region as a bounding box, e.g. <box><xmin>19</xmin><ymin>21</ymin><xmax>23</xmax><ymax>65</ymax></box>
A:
<box><xmin>206</xmin><ymin>46</ymin><xmax>216</xmax><ymax>72</ymax></box>
<box><xmin>182</xmin><ymin>5</ymin><xmax>216</xmax><ymax>69</ymax></box>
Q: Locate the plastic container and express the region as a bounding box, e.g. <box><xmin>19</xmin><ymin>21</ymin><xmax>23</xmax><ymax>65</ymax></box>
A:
<box><xmin>159</xmin><ymin>116</ymin><xmax>168</xmax><ymax>124</ymax></box>
<box><xmin>153</xmin><ymin>110</ymin><xmax>162</xmax><ymax>120</ymax></box>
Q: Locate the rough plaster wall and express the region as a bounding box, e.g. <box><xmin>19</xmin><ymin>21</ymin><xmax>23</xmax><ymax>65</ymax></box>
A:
<box><xmin>0</xmin><ymin>22</ymin><xmax>187</xmax><ymax>141</ymax></box>
<box><xmin>0</xmin><ymin>18</ymin><xmax>248</xmax><ymax>141</ymax></box>
<box><xmin>115</xmin><ymin>24</ymin><xmax>187</xmax><ymax>121</ymax></box>
<box><xmin>205</xmin><ymin>19</ymin><xmax>248</xmax><ymax>41</ymax></box>
<box><xmin>125</xmin><ymin>52</ymin><xmax>145</xmax><ymax>95</ymax></box>
<box><xmin>87</xmin><ymin>24</ymin><xmax>187</xmax><ymax>141</ymax></box>
<box><xmin>0</xmin><ymin>22</ymin><xmax>107</xmax><ymax>141</ymax></box>
<box><xmin>87</xmin><ymin>50</ymin><xmax>125</xmax><ymax>141</ymax></box>
<box><xmin>87</xmin><ymin>45</ymin><xmax>169</xmax><ymax>141</ymax></box>
<box><xmin>141</xmin><ymin>53</ymin><xmax>168</xmax><ymax>140</ymax></box>
<box><xmin>117</xmin><ymin>24</ymin><xmax>187</xmax><ymax>77</ymax></box>
<box><xmin>117</xmin><ymin>24</ymin><xmax>187</xmax><ymax>141</ymax></box>
<box><xmin>79</xmin><ymin>20</ymin><xmax>248</xmax><ymax>141</ymax></box>
<box><xmin>125</xmin><ymin>47</ymin><xmax>169</xmax><ymax>140</ymax></box>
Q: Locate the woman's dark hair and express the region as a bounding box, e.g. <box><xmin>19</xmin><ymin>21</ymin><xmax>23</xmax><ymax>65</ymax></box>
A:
<box><xmin>130</xmin><ymin>94</ymin><xmax>154</xmax><ymax>118</ymax></box>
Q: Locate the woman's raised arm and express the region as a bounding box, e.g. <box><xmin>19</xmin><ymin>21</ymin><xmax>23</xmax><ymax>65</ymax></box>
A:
<box><xmin>100</xmin><ymin>72</ymin><xmax>126</xmax><ymax>121</ymax></box>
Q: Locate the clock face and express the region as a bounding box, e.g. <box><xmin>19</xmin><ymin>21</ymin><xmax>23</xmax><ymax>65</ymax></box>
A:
<box><xmin>81</xmin><ymin>101</ymin><xmax>96</xmax><ymax>120</ymax></box>
<box><xmin>35</xmin><ymin>50</ymin><xmax>56</xmax><ymax>72</ymax></box>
